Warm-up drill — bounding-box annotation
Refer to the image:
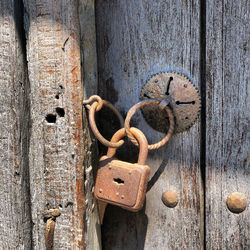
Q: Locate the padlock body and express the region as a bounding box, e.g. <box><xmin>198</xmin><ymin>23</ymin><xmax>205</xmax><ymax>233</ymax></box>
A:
<box><xmin>94</xmin><ymin>156</ymin><xmax>150</xmax><ymax>211</ymax></box>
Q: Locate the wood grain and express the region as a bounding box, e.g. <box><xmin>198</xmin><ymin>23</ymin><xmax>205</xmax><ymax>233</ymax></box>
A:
<box><xmin>96</xmin><ymin>1</ymin><xmax>203</xmax><ymax>249</ymax></box>
<box><xmin>24</xmin><ymin>1</ymin><xmax>85</xmax><ymax>248</ymax></box>
<box><xmin>79</xmin><ymin>0</ymin><xmax>102</xmax><ymax>249</ymax></box>
<box><xmin>206</xmin><ymin>0</ymin><xmax>249</xmax><ymax>248</ymax></box>
<box><xmin>0</xmin><ymin>0</ymin><xmax>32</xmax><ymax>248</ymax></box>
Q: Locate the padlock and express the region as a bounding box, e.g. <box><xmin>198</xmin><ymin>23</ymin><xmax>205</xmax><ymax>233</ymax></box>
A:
<box><xmin>94</xmin><ymin>127</ymin><xmax>150</xmax><ymax>212</ymax></box>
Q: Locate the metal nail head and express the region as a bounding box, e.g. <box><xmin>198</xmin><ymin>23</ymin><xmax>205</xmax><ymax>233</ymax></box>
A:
<box><xmin>162</xmin><ymin>190</ymin><xmax>178</xmax><ymax>208</ymax></box>
<box><xmin>226</xmin><ymin>192</ymin><xmax>247</xmax><ymax>213</ymax></box>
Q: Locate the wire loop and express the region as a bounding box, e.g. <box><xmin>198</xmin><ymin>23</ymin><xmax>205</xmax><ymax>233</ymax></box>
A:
<box><xmin>124</xmin><ymin>100</ymin><xmax>175</xmax><ymax>150</ymax></box>
<box><xmin>86</xmin><ymin>98</ymin><xmax>124</xmax><ymax>148</ymax></box>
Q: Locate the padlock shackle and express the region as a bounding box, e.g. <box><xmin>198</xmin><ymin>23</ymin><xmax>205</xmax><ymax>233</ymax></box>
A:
<box><xmin>107</xmin><ymin>127</ymin><xmax>148</xmax><ymax>165</ymax></box>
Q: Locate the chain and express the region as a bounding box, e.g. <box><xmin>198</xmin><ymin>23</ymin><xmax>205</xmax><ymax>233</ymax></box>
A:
<box><xmin>83</xmin><ymin>95</ymin><xmax>175</xmax><ymax>150</ymax></box>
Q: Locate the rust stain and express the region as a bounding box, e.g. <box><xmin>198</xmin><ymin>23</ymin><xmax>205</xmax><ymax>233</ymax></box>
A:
<box><xmin>71</xmin><ymin>67</ymin><xmax>78</xmax><ymax>79</ymax></box>
<box><xmin>76</xmin><ymin>179</ymin><xmax>85</xmax><ymax>248</ymax></box>
<box><xmin>68</xmin><ymin>30</ymin><xmax>85</xmax><ymax>248</ymax></box>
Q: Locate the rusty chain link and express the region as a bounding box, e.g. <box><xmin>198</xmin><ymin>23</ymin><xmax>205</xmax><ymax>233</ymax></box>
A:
<box><xmin>83</xmin><ymin>95</ymin><xmax>104</xmax><ymax>111</ymax></box>
<box><xmin>83</xmin><ymin>97</ymin><xmax>124</xmax><ymax>148</ymax></box>
<box><xmin>83</xmin><ymin>95</ymin><xmax>175</xmax><ymax>150</ymax></box>
<box><xmin>124</xmin><ymin>100</ymin><xmax>175</xmax><ymax>150</ymax></box>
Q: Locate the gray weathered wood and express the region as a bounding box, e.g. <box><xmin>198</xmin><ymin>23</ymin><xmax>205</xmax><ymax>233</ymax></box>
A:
<box><xmin>96</xmin><ymin>1</ymin><xmax>203</xmax><ymax>249</ymax></box>
<box><xmin>206</xmin><ymin>0</ymin><xmax>249</xmax><ymax>248</ymax></box>
<box><xmin>24</xmin><ymin>0</ymin><xmax>85</xmax><ymax>248</ymax></box>
<box><xmin>79</xmin><ymin>0</ymin><xmax>102</xmax><ymax>249</ymax></box>
<box><xmin>0</xmin><ymin>0</ymin><xmax>32</xmax><ymax>249</ymax></box>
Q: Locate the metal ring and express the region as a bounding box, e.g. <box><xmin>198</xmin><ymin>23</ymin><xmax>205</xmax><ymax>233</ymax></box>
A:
<box><xmin>106</xmin><ymin>127</ymin><xmax>148</xmax><ymax>165</ymax></box>
<box><xmin>89</xmin><ymin>100</ymin><xmax>124</xmax><ymax>148</ymax></box>
<box><xmin>83</xmin><ymin>95</ymin><xmax>103</xmax><ymax>111</ymax></box>
<box><xmin>124</xmin><ymin>100</ymin><xmax>175</xmax><ymax>150</ymax></box>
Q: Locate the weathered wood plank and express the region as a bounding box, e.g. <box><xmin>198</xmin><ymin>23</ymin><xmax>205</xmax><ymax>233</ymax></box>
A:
<box><xmin>206</xmin><ymin>0</ymin><xmax>249</xmax><ymax>248</ymax></box>
<box><xmin>96</xmin><ymin>1</ymin><xmax>203</xmax><ymax>249</ymax></box>
<box><xmin>79</xmin><ymin>0</ymin><xmax>102</xmax><ymax>249</ymax></box>
<box><xmin>24</xmin><ymin>1</ymin><xmax>85</xmax><ymax>248</ymax></box>
<box><xmin>0</xmin><ymin>0</ymin><xmax>32</xmax><ymax>249</ymax></box>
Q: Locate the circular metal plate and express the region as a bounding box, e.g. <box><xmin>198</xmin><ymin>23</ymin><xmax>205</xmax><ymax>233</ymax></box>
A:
<box><xmin>140</xmin><ymin>72</ymin><xmax>201</xmax><ymax>133</ymax></box>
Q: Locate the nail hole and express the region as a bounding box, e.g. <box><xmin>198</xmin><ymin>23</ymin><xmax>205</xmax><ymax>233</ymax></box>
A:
<box><xmin>144</xmin><ymin>93</ymin><xmax>151</xmax><ymax>99</ymax></box>
<box><xmin>155</xmin><ymin>79</ymin><xmax>158</xmax><ymax>83</ymax></box>
<box><xmin>72</xmin><ymin>154</ymin><xmax>75</xmax><ymax>159</ymax></box>
<box><xmin>55</xmin><ymin>94</ymin><xmax>59</xmax><ymax>99</ymax></box>
<box><xmin>46</xmin><ymin>114</ymin><xmax>56</xmax><ymax>123</ymax></box>
<box><xmin>14</xmin><ymin>171</ymin><xmax>20</xmax><ymax>176</ymax></box>
<box><xmin>184</xmin><ymin>84</ymin><xmax>187</xmax><ymax>88</ymax></box>
<box><xmin>113</xmin><ymin>178</ymin><xmax>124</xmax><ymax>184</ymax></box>
<box><xmin>185</xmin><ymin>117</ymin><xmax>189</xmax><ymax>119</ymax></box>
<box><xmin>59</xmin><ymin>85</ymin><xmax>64</xmax><ymax>89</ymax></box>
<box><xmin>58</xmin><ymin>204</ymin><xmax>62</xmax><ymax>208</ymax></box>
<box><xmin>56</xmin><ymin>107</ymin><xmax>65</xmax><ymax>117</ymax></box>
<box><xmin>65</xmin><ymin>201</ymin><xmax>73</xmax><ymax>208</ymax></box>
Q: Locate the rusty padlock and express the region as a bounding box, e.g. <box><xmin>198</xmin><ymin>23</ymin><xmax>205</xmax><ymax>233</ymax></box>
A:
<box><xmin>94</xmin><ymin>127</ymin><xmax>150</xmax><ymax>211</ymax></box>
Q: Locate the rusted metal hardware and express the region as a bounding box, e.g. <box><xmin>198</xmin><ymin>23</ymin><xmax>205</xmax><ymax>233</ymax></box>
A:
<box><xmin>124</xmin><ymin>100</ymin><xmax>175</xmax><ymax>150</ymax></box>
<box><xmin>140</xmin><ymin>72</ymin><xmax>201</xmax><ymax>133</ymax></box>
<box><xmin>83</xmin><ymin>95</ymin><xmax>124</xmax><ymax>148</ymax></box>
<box><xmin>94</xmin><ymin>127</ymin><xmax>150</xmax><ymax>214</ymax></box>
<box><xmin>43</xmin><ymin>209</ymin><xmax>61</xmax><ymax>250</ymax></box>
<box><xmin>161</xmin><ymin>190</ymin><xmax>178</xmax><ymax>208</ymax></box>
<box><xmin>226</xmin><ymin>192</ymin><xmax>247</xmax><ymax>213</ymax></box>
<box><xmin>83</xmin><ymin>94</ymin><xmax>103</xmax><ymax>111</ymax></box>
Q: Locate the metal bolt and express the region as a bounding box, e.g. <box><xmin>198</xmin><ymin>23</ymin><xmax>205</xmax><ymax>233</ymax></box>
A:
<box><xmin>162</xmin><ymin>190</ymin><xmax>178</xmax><ymax>208</ymax></box>
<box><xmin>99</xmin><ymin>189</ymin><xmax>103</xmax><ymax>193</ymax></box>
<box><xmin>226</xmin><ymin>192</ymin><xmax>247</xmax><ymax>213</ymax></box>
<box><xmin>121</xmin><ymin>195</ymin><xmax>124</xmax><ymax>199</ymax></box>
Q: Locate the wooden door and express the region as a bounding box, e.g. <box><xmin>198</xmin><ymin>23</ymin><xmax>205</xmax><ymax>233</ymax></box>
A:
<box><xmin>0</xmin><ymin>0</ymin><xmax>248</xmax><ymax>249</ymax></box>
<box><xmin>95</xmin><ymin>0</ymin><xmax>249</xmax><ymax>249</ymax></box>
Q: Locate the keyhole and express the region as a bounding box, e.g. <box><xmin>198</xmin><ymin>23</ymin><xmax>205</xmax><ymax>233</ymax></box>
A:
<box><xmin>113</xmin><ymin>178</ymin><xmax>124</xmax><ymax>184</ymax></box>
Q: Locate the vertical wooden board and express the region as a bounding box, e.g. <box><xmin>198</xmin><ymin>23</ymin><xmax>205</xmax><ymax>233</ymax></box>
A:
<box><xmin>206</xmin><ymin>0</ymin><xmax>249</xmax><ymax>249</ymax></box>
<box><xmin>0</xmin><ymin>0</ymin><xmax>32</xmax><ymax>249</ymax></box>
<box><xmin>79</xmin><ymin>0</ymin><xmax>102</xmax><ymax>249</ymax></box>
<box><xmin>24</xmin><ymin>0</ymin><xmax>85</xmax><ymax>248</ymax></box>
<box><xmin>96</xmin><ymin>1</ymin><xmax>203</xmax><ymax>249</ymax></box>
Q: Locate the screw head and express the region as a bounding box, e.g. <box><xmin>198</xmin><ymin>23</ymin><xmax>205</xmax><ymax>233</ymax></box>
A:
<box><xmin>121</xmin><ymin>195</ymin><xmax>124</xmax><ymax>199</ymax></box>
<box><xmin>162</xmin><ymin>190</ymin><xmax>178</xmax><ymax>208</ymax></box>
<box><xmin>226</xmin><ymin>192</ymin><xmax>247</xmax><ymax>213</ymax></box>
<box><xmin>99</xmin><ymin>189</ymin><xmax>103</xmax><ymax>193</ymax></box>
